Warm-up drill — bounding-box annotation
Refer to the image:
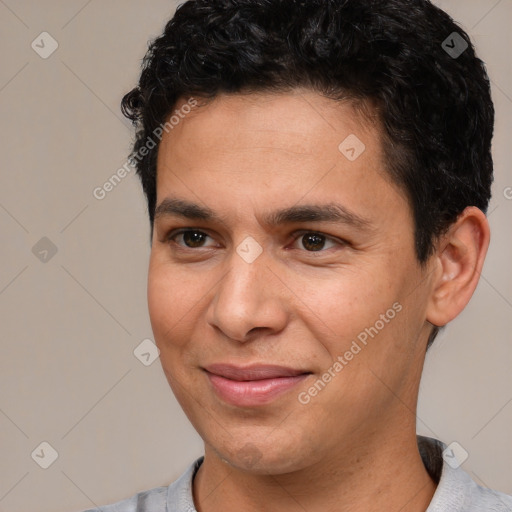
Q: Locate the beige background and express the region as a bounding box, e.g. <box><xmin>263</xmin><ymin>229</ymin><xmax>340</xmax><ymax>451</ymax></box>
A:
<box><xmin>0</xmin><ymin>1</ymin><xmax>510</xmax><ymax>511</ymax></box>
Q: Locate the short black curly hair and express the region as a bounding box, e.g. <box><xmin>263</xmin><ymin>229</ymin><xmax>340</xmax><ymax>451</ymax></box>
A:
<box><xmin>122</xmin><ymin>0</ymin><xmax>494</xmax><ymax>258</ymax></box>
<box><xmin>121</xmin><ymin>0</ymin><xmax>494</xmax><ymax>345</ymax></box>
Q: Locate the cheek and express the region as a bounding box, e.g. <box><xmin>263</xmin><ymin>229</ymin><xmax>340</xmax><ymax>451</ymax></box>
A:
<box><xmin>292</xmin><ymin>268</ymin><xmax>393</xmax><ymax>342</ymax></box>
<box><xmin>147</xmin><ymin>262</ymin><xmax>210</xmax><ymax>396</ymax></box>
<box><xmin>294</xmin><ymin>260</ymin><xmax>421</xmax><ymax>378</ymax></box>
<box><xmin>147</xmin><ymin>262</ymin><xmax>170</xmax><ymax>334</ymax></box>
<box><xmin>147</xmin><ymin>260</ymin><xmax>204</xmax><ymax>349</ymax></box>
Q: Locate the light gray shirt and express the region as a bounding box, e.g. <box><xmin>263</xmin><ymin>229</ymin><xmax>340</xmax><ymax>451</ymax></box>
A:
<box><xmin>81</xmin><ymin>437</ymin><xmax>512</xmax><ymax>511</ymax></box>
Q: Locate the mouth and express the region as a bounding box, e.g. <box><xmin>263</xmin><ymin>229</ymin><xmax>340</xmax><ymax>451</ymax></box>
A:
<box><xmin>203</xmin><ymin>364</ymin><xmax>312</xmax><ymax>407</ymax></box>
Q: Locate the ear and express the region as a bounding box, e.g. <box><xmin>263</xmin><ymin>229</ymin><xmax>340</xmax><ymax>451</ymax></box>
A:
<box><xmin>426</xmin><ymin>206</ymin><xmax>490</xmax><ymax>327</ymax></box>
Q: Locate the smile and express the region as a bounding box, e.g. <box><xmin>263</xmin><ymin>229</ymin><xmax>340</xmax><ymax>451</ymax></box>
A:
<box><xmin>203</xmin><ymin>364</ymin><xmax>311</xmax><ymax>407</ymax></box>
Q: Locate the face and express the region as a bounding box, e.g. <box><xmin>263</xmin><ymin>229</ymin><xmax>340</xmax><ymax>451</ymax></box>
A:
<box><xmin>149</xmin><ymin>90</ymin><xmax>436</xmax><ymax>474</ymax></box>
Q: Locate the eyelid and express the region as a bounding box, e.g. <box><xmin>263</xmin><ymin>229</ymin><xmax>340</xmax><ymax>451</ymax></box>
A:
<box><xmin>166</xmin><ymin>227</ymin><xmax>346</xmax><ymax>252</ymax></box>
<box><xmin>167</xmin><ymin>228</ymin><xmax>218</xmax><ymax>248</ymax></box>
<box><xmin>289</xmin><ymin>230</ymin><xmax>345</xmax><ymax>251</ymax></box>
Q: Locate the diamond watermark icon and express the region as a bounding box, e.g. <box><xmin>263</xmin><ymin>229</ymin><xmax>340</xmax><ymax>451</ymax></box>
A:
<box><xmin>236</xmin><ymin>236</ymin><xmax>263</xmax><ymax>264</ymax></box>
<box><xmin>338</xmin><ymin>134</ymin><xmax>366</xmax><ymax>161</ymax></box>
<box><xmin>236</xmin><ymin>442</ymin><xmax>263</xmax><ymax>468</ymax></box>
<box><xmin>31</xmin><ymin>32</ymin><xmax>59</xmax><ymax>59</ymax></box>
<box><xmin>441</xmin><ymin>32</ymin><xmax>468</xmax><ymax>59</ymax></box>
<box><xmin>442</xmin><ymin>441</ymin><xmax>469</xmax><ymax>469</ymax></box>
<box><xmin>134</xmin><ymin>339</ymin><xmax>160</xmax><ymax>366</ymax></box>
<box><xmin>31</xmin><ymin>441</ymin><xmax>58</xmax><ymax>469</ymax></box>
<box><xmin>32</xmin><ymin>237</ymin><xmax>58</xmax><ymax>263</ymax></box>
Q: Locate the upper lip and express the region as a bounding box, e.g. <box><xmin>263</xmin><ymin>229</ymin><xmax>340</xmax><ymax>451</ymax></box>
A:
<box><xmin>203</xmin><ymin>364</ymin><xmax>310</xmax><ymax>381</ymax></box>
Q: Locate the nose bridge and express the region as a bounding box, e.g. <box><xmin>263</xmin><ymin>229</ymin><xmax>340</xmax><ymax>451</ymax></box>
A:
<box><xmin>207</xmin><ymin>240</ymin><xmax>286</xmax><ymax>342</ymax></box>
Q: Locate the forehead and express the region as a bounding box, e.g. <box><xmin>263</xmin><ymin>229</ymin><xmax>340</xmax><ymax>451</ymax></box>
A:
<box><xmin>166</xmin><ymin>90</ymin><xmax>378</xmax><ymax>159</ymax></box>
<box><xmin>155</xmin><ymin>90</ymin><xmax>407</xmax><ymax>226</ymax></box>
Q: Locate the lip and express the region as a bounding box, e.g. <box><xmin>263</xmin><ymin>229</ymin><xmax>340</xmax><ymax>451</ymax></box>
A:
<box><xmin>203</xmin><ymin>364</ymin><xmax>311</xmax><ymax>407</ymax></box>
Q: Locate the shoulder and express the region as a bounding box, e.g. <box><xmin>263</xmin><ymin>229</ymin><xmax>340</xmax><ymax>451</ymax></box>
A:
<box><xmin>430</xmin><ymin>464</ymin><xmax>512</xmax><ymax>511</ymax></box>
<box><xmin>80</xmin><ymin>486</ymin><xmax>168</xmax><ymax>512</ymax></box>
<box><xmin>460</xmin><ymin>469</ymin><xmax>512</xmax><ymax>511</ymax></box>
<box><xmin>418</xmin><ymin>436</ymin><xmax>512</xmax><ymax>512</ymax></box>
<box><xmin>78</xmin><ymin>457</ymin><xmax>204</xmax><ymax>512</ymax></box>
<box><xmin>469</xmin><ymin>486</ymin><xmax>512</xmax><ymax>511</ymax></box>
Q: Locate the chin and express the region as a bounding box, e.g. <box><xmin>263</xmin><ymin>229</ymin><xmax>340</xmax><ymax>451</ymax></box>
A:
<box><xmin>213</xmin><ymin>435</ymin><xmax>316</xmax><ymax>475</ymax></box>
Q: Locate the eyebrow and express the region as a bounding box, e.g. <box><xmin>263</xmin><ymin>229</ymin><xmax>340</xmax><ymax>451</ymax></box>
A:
<box><xmin>154</xmin><ymin>197</ymin><xmax>373</xmax><ymax>230</ymax></box>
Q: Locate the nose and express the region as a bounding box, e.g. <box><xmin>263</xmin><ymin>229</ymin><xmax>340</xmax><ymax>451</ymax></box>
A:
<box><xmin>206</xmin><ymin>245</ymin><xmax>289</xmax><ymax>343</ymax></box>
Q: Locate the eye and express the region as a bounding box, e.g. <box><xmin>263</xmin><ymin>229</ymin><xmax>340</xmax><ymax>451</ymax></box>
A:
<box><xmin>166</xmin><ymin>229</ymin><xmax>344</xmax><ymax>253</ymax></box>
<box><xmin>291</xmin><ymin>231</ymin><xmax>341</xmax><ymax>252</ymax></box>
<box><xmin>167</xmin><ymin>229</ymin><xmax>217</xmax><ymax>249</ymax></box>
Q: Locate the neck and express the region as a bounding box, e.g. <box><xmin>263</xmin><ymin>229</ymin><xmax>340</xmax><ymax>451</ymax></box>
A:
<box><xmin>193</xmin><ymin>429</ymin><xmax>437</xmax><ymax>512</ymax></box>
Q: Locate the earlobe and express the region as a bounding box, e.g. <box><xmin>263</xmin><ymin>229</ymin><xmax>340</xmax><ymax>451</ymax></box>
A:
<box><xmin>426</xmin><ymin>206</ymin><xmax>490</xmax><ymax>328</ymax></box>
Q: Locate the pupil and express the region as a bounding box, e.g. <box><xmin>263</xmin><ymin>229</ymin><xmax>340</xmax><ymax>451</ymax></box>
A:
<box><xmin>184</xmin><ymin>231</ymin><xmax>205</xmax><ymax>247</ymax></box>
<box><xmin>303</xmin><ymin>233</ymin><xmax>325</xmax><ymax>251</ymax></box>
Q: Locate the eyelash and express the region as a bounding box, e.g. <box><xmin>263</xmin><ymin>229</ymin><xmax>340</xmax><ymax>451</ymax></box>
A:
<box><xmin>165</xmin><ymin>228</ymin><xmax>345</xmax><ymax>254</ymax></box>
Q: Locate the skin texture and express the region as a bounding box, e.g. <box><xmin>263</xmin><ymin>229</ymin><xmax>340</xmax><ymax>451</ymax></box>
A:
<box><xmin>148</xmin><ymin>90</ymin><xmax>490</xmax><ymax>512</ymax></box>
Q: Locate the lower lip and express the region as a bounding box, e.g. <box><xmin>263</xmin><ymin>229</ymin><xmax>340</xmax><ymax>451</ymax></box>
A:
<box><xmin>206</xmin><ymin>372</ymin><xmax>310</xmax><ymax>407</ymax></box>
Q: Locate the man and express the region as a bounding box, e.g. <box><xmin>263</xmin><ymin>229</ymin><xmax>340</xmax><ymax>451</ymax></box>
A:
<box><xmin>85</xmin><ymin>0</ymin><xmax>512</xmax><ymax>510</ymax></box>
